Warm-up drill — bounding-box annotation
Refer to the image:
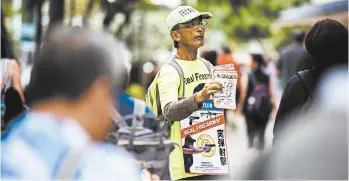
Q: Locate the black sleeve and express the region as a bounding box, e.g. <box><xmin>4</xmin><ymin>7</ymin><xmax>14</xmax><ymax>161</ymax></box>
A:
<box><xmin>273</xmin><ymin>75</ymin><xmax>307</xmax><ymax>143</ymax></box>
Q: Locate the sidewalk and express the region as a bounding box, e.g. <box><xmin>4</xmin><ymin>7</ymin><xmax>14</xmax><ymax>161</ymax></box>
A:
<box><xmin>225</xmin><ymin>111</ymin><xmax>274</xmax><ymax>178</ymax></box>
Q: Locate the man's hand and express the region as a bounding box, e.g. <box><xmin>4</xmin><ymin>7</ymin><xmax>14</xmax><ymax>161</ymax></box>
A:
<box><xmin>195</xmin><ymin>81</ymin><xmax>222</xmax><ymax>103</ymax></box>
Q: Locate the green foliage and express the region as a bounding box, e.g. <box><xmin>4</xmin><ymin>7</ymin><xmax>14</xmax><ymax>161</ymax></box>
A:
<box><xmin>137</xmin><ymin>0</ymin><xmax>161</xmax><ymax>11</ymax></box>
<box><xmin>2</xmin><ymin>0</ymin><xmax>14</xmax><ymax>17</ymax></box>
<box><xmin>193</xmin><ymin>0</ymin><xmax>310</xmax><ymax>48</ymax></box>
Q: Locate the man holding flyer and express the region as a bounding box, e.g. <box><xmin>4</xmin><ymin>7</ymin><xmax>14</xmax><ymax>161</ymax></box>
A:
<box><xmin>146</xmin><ymin>5</ymin><xmax>232</xmax><ymax>180</ymax></box>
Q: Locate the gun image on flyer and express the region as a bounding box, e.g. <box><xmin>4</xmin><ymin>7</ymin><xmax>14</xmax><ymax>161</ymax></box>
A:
<box><xmin>204</xmin><ymin>144</ymin><xmax>216</xmax><ymax>147</ymax></box>
<box><xmin>201</xmin><ymin>143</ymin><xmax>216</xmax><ymax>153</ymax></box>
<box><xmin>200</xmin><ymin>112</ymin><xmax>220</xmax><ymax>119</ymax></box>
<box><xmin>189</xmin><ymin>115</ymin><xmax>200</xmax><ymax>125</ymax></box>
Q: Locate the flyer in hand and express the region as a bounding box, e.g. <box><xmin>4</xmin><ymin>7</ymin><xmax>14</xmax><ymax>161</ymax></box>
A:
<box><xmin>212</xmin><ymin>64</ymin><xmax>238</xmax><ymax>109</ymax></box>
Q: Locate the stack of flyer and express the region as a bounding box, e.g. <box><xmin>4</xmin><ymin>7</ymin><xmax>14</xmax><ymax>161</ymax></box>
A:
<box><xmin>212</xmin><ymin>64</ymin><xmax>238</xmax><ymax>110</ymax></box>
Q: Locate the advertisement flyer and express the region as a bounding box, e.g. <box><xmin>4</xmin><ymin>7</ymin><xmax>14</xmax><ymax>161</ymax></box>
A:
<box><xmin>179</xmin><ymin>99</ymin><xmax>229</xmax><ymax>174</ymax></box>
<box><xmin>212</xmin><ymin>68</ymin><xmax>238</xmax><ymax>110</ymax></box>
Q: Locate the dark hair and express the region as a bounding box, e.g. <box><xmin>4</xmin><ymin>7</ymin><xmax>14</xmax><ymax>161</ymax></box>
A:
<box><xmin>251</xmin><ymin>53</ymin><xmax>266</xmax><ymax>68</ymax></box>
<box><xmin>174</xmin><ymin>40</ymin><xmax>179</xmax><ymax>48</ymax></box>
<box><xmin>305</xmin><ymin>18</ymin><xmax>348</xmax><ymax>70</ymax></box>
<box><xmin>26</xmin><ymin>26</ymin><xmax>128</xmax><ymax>105</ymax></box>
<box><xmin>171</xmin><ymin>24</ymin><xmax>180</xmax><ymax>48</ymax></box>
<box><xmin>202</xmin><ymin>50</ymin><xmax>217</xmax><ymax>66</ymax></box>
<box><xmin>292</xmin><ymin>29</ymin><xmax>306</xmax><ymax>43</ymax></box>
<box><xmin>222</xmin><ymin>46</ymin><xmax>231</xmax><ymax>54</ymax></box>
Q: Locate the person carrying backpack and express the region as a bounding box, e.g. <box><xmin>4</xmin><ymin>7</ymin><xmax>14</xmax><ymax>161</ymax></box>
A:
<box><xmin>145</xmin><ymin>6</ymin><xmax>227</xmax><ymax>180</ymax></box>
<box><xmin>236</xmin><ymin>54</ymin><xmax>274</xmax><ymax>152</ymax></box>
<box><xmin>2</xmin><ymin>27</ymin><xmax>141</xmax><ymax>180</ymax></box>
<box><xmin>106</xmin><ymin>53</ymin><xmax>172</xmax><ymax>180</ymax></box>
<box><xmin>273</xmin><ymin>19</ymin><xmax>348</xmax><ymax>145</ymax></box>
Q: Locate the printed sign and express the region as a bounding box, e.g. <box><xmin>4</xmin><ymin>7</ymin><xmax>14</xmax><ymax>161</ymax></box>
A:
<box><xmin>212</xmin><ymin>65</ymin><xmax>238</xmax><ymax>109</ymax></box>
<box><xmin>179</xmin><ymin>99</ymin><xmax>229</xmax><ymax>174</ymax></box>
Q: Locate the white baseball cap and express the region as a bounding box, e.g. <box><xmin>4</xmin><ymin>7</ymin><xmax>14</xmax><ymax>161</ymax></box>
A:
<box><xmin>166</xmin><ymin>6</ymin><xmax>213</xmax><ymax>31</ymax></box>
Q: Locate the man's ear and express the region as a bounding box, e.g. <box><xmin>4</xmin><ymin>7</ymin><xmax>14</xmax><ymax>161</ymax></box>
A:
<box><xmin>83</xmin><ymin>78</ymin><xmax>112</xmax><ymax>102</ymax></box>
<box><xmin>170</xmin><ymin>31</ymin><xmax>180</xmax><ymax>42</ymax></box>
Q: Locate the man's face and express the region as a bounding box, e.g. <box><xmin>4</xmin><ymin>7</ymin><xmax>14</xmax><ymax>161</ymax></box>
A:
<box><xmin>171</xmin><ymin>17</ymin><xmax>208</xmax><ymax>48</ymax></box>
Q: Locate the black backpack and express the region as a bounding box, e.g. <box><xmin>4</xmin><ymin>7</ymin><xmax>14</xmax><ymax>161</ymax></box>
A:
<box><xmin>1</xmin><ymin>59</ymin><xmax>26</xmax><ymax>131</ymax></box>
<box><xmin>246</xmin><ymin>73</ymin><xmax>272</xmax><ymax>120</ymax></box>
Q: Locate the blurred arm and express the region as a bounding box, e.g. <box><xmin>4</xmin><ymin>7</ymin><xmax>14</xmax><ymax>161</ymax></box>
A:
<box><xmin>236</xmin><ymin>72</ymin><xmax>248</xmax><ymax>113</ymax></box>
<box><xmin>11</xmin><ymin>61</ymin><xmax>25</xmax><ymax>102</ymax></box>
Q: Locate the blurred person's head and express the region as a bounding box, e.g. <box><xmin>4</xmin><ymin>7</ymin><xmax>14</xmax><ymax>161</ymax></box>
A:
<box><xmin>305</xmin><ymin>18</ymin><xmax>348</xmax><ymax>71</ymax></box>
<box><xmin>26</xmin><ymin>26</ymin><xmax>129</xmax><ymax>141</ymax></box>
<box><xmin>167</xmin><ymin>6</ymin><xmax>212</xmax><ymax>49</ymax></box>
<box><xmin>201</xmin><ymin>50</ymin><xmax>217</xmax><ymax>66</ymax></box>
<box><xmin>250</xmin><ymin>53</ymin><xmax>266</xmax><ymax>70</ymax></box>
<box><xmin>184</xmin><ymin>135</ymin><xmax>196</xmax><ymax>147</ymax></box>
<box><xmin>222</xmin><ymin>46</ymin><xmax>231</xmax><ymax>55</ymax></box>
<box><xmin>291</xmin><ymin>29</ymin><xmax>306</xmax><ymax>44</ymax></box>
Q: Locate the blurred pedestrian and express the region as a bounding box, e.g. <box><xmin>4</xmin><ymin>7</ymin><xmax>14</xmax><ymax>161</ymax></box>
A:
<box><xmin>276</xmin><ymin>29</ymin><xmax>313</xmax><ymax>89</ymax></box>
<box><xmin>273</xmin><ymin>18</ymin><xmax>348</xmax><ymax>144</ymax></box>
<box><xmin>236</xmin><ymin>66</ymin><xmax>348</xmax><ymax>180</ymax></box>
<box><xmin>144</xmin><ymin>61</ymin><xmax>159</xmax><ymax>90</ymax></box>
<box><xmin>1</xmin><ymin>58</ymin><xmax>26</xmax><ymax>131</ymax></box>
<box><xmin>236</xmin><ymin>54</ymin><xmax>274</xmax><ymax>153</ymax></box>
<box><xmin>201</xmin><ymin>50</ymin><xmax>217</xmax><ymax>66</ymax></box>
<box><xmin>1</xmin><ymin>26</ymin><xmax>140</xmax><ymax>180</ymax></box>
<box><xmin>217</xmin><ymin>46</ymin><xmax>241</xmax><ymax>100</ymax></box>
<box><xmin>126</xmin><ymin>63</ymin><xmax>146</xmax><ymax>100</ymax></box>
<box><xmin>114</xmin><ymin>52</ymin><xmax>157</xmax><ymax>129</ymax></box>
<box><xmin>1</xmin><ymin>11</ymin><xmax>26</xmax><ymax>131</ymax></box>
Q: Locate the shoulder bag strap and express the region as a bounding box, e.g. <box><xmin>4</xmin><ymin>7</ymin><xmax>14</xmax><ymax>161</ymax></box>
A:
<box><xmin>297</xmin><ymin>69</ymin><xmax>312</xmax><ymax>98</ymax></box>
<box><xmin>168</xmin><ymin>57</ymin><xmax>185</xmax><ymax>97</ymax></box>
